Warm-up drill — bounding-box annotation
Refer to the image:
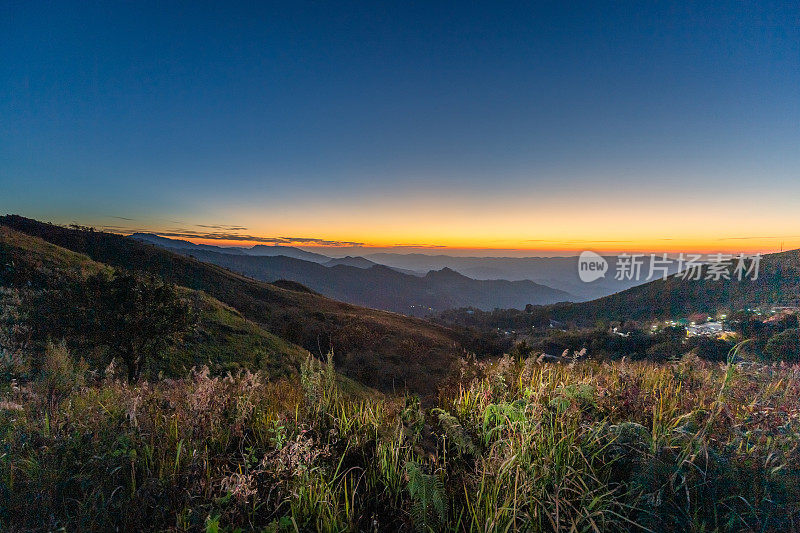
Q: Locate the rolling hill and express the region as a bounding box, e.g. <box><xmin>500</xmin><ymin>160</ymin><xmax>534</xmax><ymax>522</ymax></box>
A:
<box><xmin>548</xmin><ymin>248</ymin><xmax>800</xmax><ymax>323</ymax></box>
<box><xmin>1</xmin><ymin>215</ymin><xmax>471</xmax><ymax>396</ymax></box>
<box><xmin>0</xmin><ymin>225</ymin><xmax>308</xmax><ymax>379</ymax></box>
<box><xmin>247</xmin><ymin>244</ymin><xmax>331</xmax><ymax>262</ymax></box>
<box><xmin>321</xmin><ymin>256</ymin><xmax>420</xmax><ymax>276</ymax></box>
<box><xmin>131</xmin><ymin>237</ymin><xmax>571</xmax><ymax>314</ymax></box>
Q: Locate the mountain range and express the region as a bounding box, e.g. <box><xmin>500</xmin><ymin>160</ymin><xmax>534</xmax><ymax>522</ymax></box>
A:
<box><xmin>5</xmin><ymin>215</ymin><xmax>799</xmax><ymax>393</ymax></box>
<box><xmin>1</xmin><ymin>215</ymin><xmax>474</xmax><ymax>396</ymax></box>
<box><xmin>129</xmin><ymin>237</ymin><xmax>572</xmax><ymax>315</ymax></box>
<box><xmin>133</xmin><ymin>234</ymin><xmax>692</xmax><ymax>303</ymax></box>
<box><xmin>363</xmin><ymin>253</ymin><xmax>682</xmax><ymax>301</ymax></box>
<box><xmin>131</xmin><ymin>233</ymin><xmax>331</xmax><ymax>262</ymax></box>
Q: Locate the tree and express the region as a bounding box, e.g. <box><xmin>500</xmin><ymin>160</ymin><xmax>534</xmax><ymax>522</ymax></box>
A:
<box><xmin>764</xmin><ymin>328</ymin><xmax>800</xmax><ymax>362</ymax></box>
<box><xmin>646</xmin><ymin>341</ymin><xmax>681</xmax><ymax>363</ymax></box>
<box><xmin>685</xmin><ymin>336</ymin><xmax>733</xmax><ymax>362</ymax></box>
<box><xmin>79</xmin><ymin>271</ymin><xmax>197</xmax><ymax>381</ymax></box>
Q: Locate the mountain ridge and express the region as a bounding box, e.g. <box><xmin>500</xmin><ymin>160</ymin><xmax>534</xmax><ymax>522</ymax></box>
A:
<box><xmin>0</xmin><ymin>225</ymin><xmax>309</xmax><ymax>379</ymax></box>
<box><xmin>132</xmin><ymin>232</ymin><xmax>332</xmax><ymax>263</ymax></box>
<box><xmin>547</xmin><ymin>248</ymin><xmax>800</xmax><ymax>323</ymax></box>
<box><xmin>128</xmin><ymin>242</ymin><xmax>573</xmax><ymax>315</ymax></box>
<box><xmin>1</xmin><ymin>215</ymin><xmax>473</xmax><ymax>396</ymax></box>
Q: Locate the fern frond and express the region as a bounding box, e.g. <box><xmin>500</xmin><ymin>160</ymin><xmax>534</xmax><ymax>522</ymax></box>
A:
<box><xmin>405</xmin><ymin>460</ymin><xmax>447</xmax><ymax>531</ymax></box>
<box><xmin>432</xmin><ymin>408</ymin><xmax>476</xmax><ymax>456</ymax></box>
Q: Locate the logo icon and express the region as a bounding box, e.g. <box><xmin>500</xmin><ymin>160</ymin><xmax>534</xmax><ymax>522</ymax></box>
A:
<box><xmin>578</xmin><ymin>251</ymin><xmax>608</xmax><ymax>282</ymax></box>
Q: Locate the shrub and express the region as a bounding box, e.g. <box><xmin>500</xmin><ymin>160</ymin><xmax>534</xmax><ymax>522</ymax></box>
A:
<box><xmin>0</xmin><ymin>288</ymin><xmax>30</xmax><ymax>381</ymax></box>
<box><xmin>764</xmin><ymin>328</ymin><xmax>800</xmax><ymax>362</ymax></box>
<box><xmin>646</xmin><ymin>341</ymin><xmax>682</xmax><ymax>362</ymax></box>
<box><xmin>38</xmin><ymin>340</ymin><xmax>87</xmax><ymax>405</ymax></box>
<box><xmin>685</xmin><ymin>336</ymin><xmax>733</xmax><ymax>362</ymax></box>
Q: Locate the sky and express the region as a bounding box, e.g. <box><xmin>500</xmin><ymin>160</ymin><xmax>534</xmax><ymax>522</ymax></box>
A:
<box><xmin>1</xmin><ymin>1</ymin><xmax>799</xmax><ymax>255</ymax></box>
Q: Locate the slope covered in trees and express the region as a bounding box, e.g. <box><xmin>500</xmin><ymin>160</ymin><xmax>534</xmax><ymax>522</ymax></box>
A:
<box><xmin>548</xmin><ymin>249</ymin><xmax>800</xmax><ymax>323</ymax></box>
<box><xmin>0</xmin><ymin>216</ymin><xmax>473</xmax><ymax>396</ymax></box>
<box><xmin>0</xmin><ymin>225</ymin><xmax>308</xmax><ymax>381</ymax></box>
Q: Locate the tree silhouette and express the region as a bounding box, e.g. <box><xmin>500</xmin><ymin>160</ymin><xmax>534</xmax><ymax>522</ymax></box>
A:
<box><xmin>77</xmin><ymin>271</ymin><xmax>197</xmax><ymax>381</ymax></box>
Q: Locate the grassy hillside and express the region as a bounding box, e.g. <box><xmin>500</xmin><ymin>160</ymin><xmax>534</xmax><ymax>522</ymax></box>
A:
<box><xmin>545</xmin><ymin>249</ymin><xmax>800</xmax><ymax>324</ymax></box>
<box><xmin>0</xmin><ymin>216</ymin><xmax>469</xmax><ymax>396</ymax></box>
<box><xmin>0</xmin><ymin>224</ymin><xmax>112</xmax><ymax>284</ymax></box>
<box><xmin>0</xmin><ymin>225</ymin><xmax>308</xmax><ymax>379</ymax></box>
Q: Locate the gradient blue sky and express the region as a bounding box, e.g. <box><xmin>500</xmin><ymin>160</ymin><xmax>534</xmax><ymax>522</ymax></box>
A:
<box><xmin>2</xmin><ymin>1</ymin><xmax>799</xmax><ymax>253</ymax></box>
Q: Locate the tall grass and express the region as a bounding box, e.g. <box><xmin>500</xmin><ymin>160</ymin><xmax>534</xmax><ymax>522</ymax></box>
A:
<box><xmin>2</xmin><ymin>352</ymin><xmax>800</xmax><ymax>531</ymax></box>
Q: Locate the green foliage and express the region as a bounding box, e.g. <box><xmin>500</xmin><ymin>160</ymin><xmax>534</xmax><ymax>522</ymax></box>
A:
<box><xmin>404</xmin><ymin>461</ymin><xmax>447</xmax><ymax>531</ymax></box>
<box><xmin>431</xmin><ymin>408</ymin><xmax>476</xmax><ymax>456</ymax></box>
<box><xmin>0</xmin><ymin>288</ymin><xmax>29</xmax><ymax>381</ymax></box>
<box><xmin>685</xmin><ymin>335</ymin><xmax>735</xmax><ymax>362</ymax></box>
<box><xmin>549</xmin><ymin>383</ymin><xmax>596</xmax><ymax>412</ymax></box>
<box><xmin>204</xmin><ymin>514</ymin><xmax>221</xmax><ymax>533</ymax></box>
<box><xmin>2</xmin><ymin>359</ymin><xmax>800</xmax><ymax>531</ymax></box>
<box><xmin>300</xmin><ymin>350</ymin><xmax>339</xmax><ymax>418</ymax></box>
<box><xmin>78</xmin><ymin>270</ymin><xmax>199</xmax><ymax>381</ymax></box>
<box><xmin>482</xmin><ymin>400</ymin><xmax>526</xmax><ymax>444</ymax></box>
<box><xmin>37</xmin><ymin>340</ymin><xmax>87</xmax><ymax>405</ymax></box>
<box><xmin>402</xmin><ymin>395</ymin><xmax>424</xmax><ymax>435</ymax></box>
<box><xmin>300</xmin><ymin>352</ymin><xmax>323</xmax><ymax>406</ymax></box>
<box><xmin>764</xmin><ymin>328</ymin><xmax>800</xmax><ymax>362</ymax></box>
<box><xmin>15</xmin><ymin>269</ymin><xmax>198</xmax><ymax>382</ymax></box>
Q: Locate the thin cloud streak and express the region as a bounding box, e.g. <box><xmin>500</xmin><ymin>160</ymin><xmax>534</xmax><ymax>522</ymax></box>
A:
<box><xmin>717</xmin><ymin>235</ymin><xmax>800</xmax><ymax>240</ymax></box>
<box><xmin>97</xmin><ymin>224</ymin><xmax>363</xmax><ymax>247</ymax></box>
<box><xmin>195</xmin><ymin>224</ymin><xmax>249</xmax><ymax>231</ymax></box>
<box><xmin>154</xmin><ymin>230</ymin><xmax>364</xmax><ymax>247</ymax></box>
<box><xmin>524</xmin><ymin>238</ymin><xmax>677</xmax><ymax>244</ymax></box>
<box><xmin>391</xmin><ymin>243</ymin><xmax>449</xmax><ymax>248</ymax></box>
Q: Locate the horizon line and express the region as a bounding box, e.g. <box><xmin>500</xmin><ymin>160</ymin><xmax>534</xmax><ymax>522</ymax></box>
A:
<box><xmin>128</xmin><ymin>232</ymin><xmax>789</xmax><ymax>257</ymax></box>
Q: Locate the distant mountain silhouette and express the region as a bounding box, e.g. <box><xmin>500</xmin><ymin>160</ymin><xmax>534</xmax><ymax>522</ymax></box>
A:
<box><xmin>132</xmin><ymin>233</ymin><xmax>332</xmax><ymax>263</ymax></box>
<box><xmin>2</xmin><ymin>215</ymin><xmax>471</xmax><ymax>396</ymax></box>
<box><xmin>364</xmin><ymin>253</ymin><xmax>678</xmax><ymax>301</ymax></box>
<box><xmin>133</xmin><ymin>245</ymin><xmax>571</xmax><ymax>315</ymax></box>
<box><xmin>324</xmin><ymin>255</ymin><xmax>420</xmax><ymax>276</ymax></box>
<box><xmin>324</xmin><ymin>256</ymin><xmax>379</xmax><ymax>268</ymax></box>
<box><xmin>246</xmin><ymin>245</ymin><xmax>330</xmax><ymax>263</ymax></box>
<box><xmin>131</xmin><ymin>233</ymin><xmax>249</xmax><ymax>254</ymax></box>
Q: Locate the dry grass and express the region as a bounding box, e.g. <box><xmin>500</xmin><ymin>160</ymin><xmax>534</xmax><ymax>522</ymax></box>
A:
<box><xmin>2</xmin><ymin>352</ymin><xmax>800</xmax><ymax>531</ymax></box>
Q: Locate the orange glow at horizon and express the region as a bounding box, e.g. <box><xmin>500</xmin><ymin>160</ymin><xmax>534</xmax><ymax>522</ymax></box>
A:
<box><xmin>112</xmin><ymin>186</ymin><xmax>800</xmax><ymax>256</ymax></box>
<box><xmin>182</xmin><ymin>236</ymin><xmax>795</xmax><ymax>255</ymax></box>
